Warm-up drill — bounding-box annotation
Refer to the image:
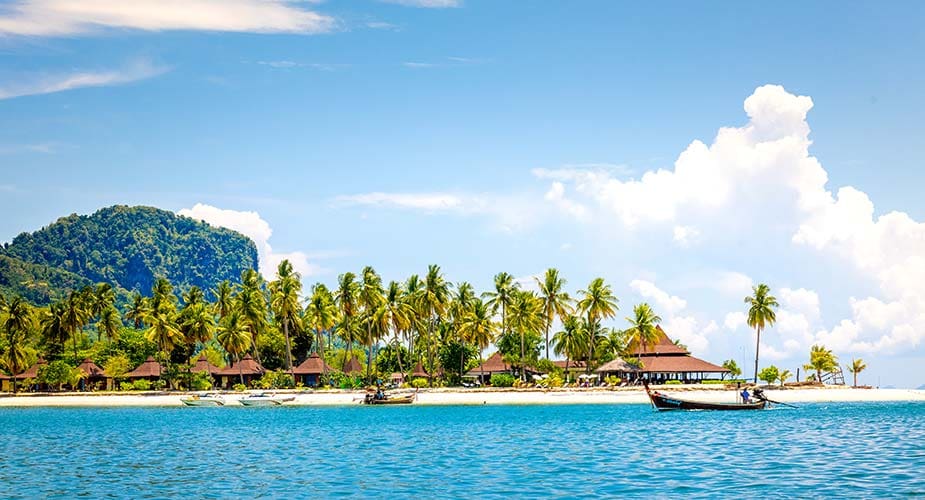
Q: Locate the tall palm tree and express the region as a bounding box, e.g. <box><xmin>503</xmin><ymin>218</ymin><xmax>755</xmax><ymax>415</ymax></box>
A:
<box><xmin>305</xmin><ymin>283</ymin><xmax>337</xmax><ymax>375</ymax></box>
<box><xmin>744</xmin><ymin>284</ymin><xmax>779</xmax><ymax>383</ymax></box>
<box><xmin>97</xmin><ymin>306</ymin><xmax>122</xmax><ymax>344</ymax></box>
<box><xmin>236</xmin><ymin>269</ymin><xmax>267</xmax><ymax>363</ymax></box>
<box><xmin>3</xmin><ymin>296</ymin><xmax>34</xmax><ymax>393</ymax></box>
<box><xmin>217</xmin><ymin>310</ymin><xmax>252</xmax><ymax>385</ymax></box>
<box><xmin>182</xmin><ymin>286</ymin><xmax>205</xmax><ymax>308</ymax></box>
<box><xmin>358</xmin><ymin>266</ymin><xmax>385</xmax><ymax>381</ymax></box>
<box><xmin>553</xmin><ymin>315</ymin><xmax>583</xmax><ymax>382</ymax></box>
<box><xmin>41</xmin><ymin>302</ymin><xmax>69</xmax><ymax>359</ymax></box>
<box><xmin>624</xmin><ymin>303</ymin><xmax>662</xmax><ymax>357</ymax></box>
<box><xmin>125</xmin><ymin>292</ymin><xmax>148</xmax><ymax>329</ymax></box>
<box><xmin>419</xmin><ymin>265</ymin><xmax>449</xmax><ymax>384</ymax></box>
<box><xmin>459</xmin><ymin>298</ymin><xmax>498</xmax><ymax>383</ymax></box>
<box><xmin>378</xmin><ymin>281</ymin><xmax>412</xmax><ymax>375</ymax></box>
<box><xmin>507</xmin><ymin>290</ymin><xmax>544</xmax><ymax>380</ymax></box>
<box><xmin>847</xmin><ymin>358</ymin><xmax>867</xmax><ymax>388</ymax></box>
<box><xmin>212</xmin><ymin>280</ymin><xmax>234</xmax><ymax>320</ymax></box>
<box><xmin>403</xmin><ymin>274</ymin><xmax>423</xmax><ymax>358</ymax></box>
<box><xmin>536</xmin><ymin>268</ymin><xmax>572</xmax><ymax>360</ymax></box>
<box><xmin>181</xmin><ymin>302</ymin><xmax>215</xmax><ymax>388</ymax></box>
<box><xmin>61</xmin><ymin>291</ymin><xmax>90</xmax><ymax>363</ymax></box>
<box><xmin>144</xmin><ymin>309</ymin><xmax>183</xmax><ymax>359</ymax></box>
<box><xmin>451</xmin><ymin>282</ymin><xmax>477</xmax><ymax>378</ymax></box>
<box><xmin>92</xmin><ymin>283</ymin><xmax>116</xmax><ymax>318</ymax></box>
<box><xmin>483</xmin><ymin>272</ymin><xmax>519</xmax><ymax>342</ymax></box>
<box><xmin>269</xmin><ymin>260</ymin><xmax>302</xmax><ymax>373</ymax></box>
<box><xmin>334</xmin><ymin>272</ymin><xmax>360</xmax><ymax>369</ymax></box>
<box><xmin>576</xmin><ymin>278</ymin><xmax>619</xmax><ymax>372</ymax></box>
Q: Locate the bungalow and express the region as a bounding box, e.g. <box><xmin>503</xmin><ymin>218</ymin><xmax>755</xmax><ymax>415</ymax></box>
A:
<box><xmin>465</xmin><ymin>352</ymin><xmax>538</xmax><ymax>385</ymax></box>
<box><xmin>190</xmin><ymin>355</ymin><xmax>222</xmax><ymax>378</ymax></box>
<box><xmin>215</xmin><ymin>354</ymin><xmax>266</xmax><ymax>388</ymax></box>
<box><xmin>77</xmin><ymin>358</ymin><xmax>111</xmax><ymax>391</ymax></box>
<box><xmin>343</xmin><ymin>356</ymin><xmax>363</xmax><ymax>376</ymax></box>
<box><xmin>291</xmin><ymin>353</ymin><xmax>336</xmax><ymax>387</ymax></box>
<box><xmin>596</xmin><ymin>326</ymin><xmax>729</xmax><ymax>384</ymax></box>
<box><xmin>3</xmin><ymin>358</ymin><xmax>49</xmax><ymax>392</ymax></box>
<box><xmin>124</xmin><ymin>356</ymin><xmax>164</xmax><ymax>383</ymax></box>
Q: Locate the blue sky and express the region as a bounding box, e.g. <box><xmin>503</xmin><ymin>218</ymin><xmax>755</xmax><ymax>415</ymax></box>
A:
<box><xmin>1</xmin><ymin>1</ymin><xmax>924</xmax><ymax>387</ymax></box>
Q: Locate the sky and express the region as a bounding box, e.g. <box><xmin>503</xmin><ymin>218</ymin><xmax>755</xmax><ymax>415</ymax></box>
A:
<box><xmin>1</xmin><ymin>1</ymin><xmax>924</xmax><ymax>387</ymax></box>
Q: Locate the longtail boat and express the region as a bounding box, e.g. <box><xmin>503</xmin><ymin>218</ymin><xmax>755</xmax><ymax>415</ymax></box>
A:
<box><xmin>362</xmin><ymin>390</ymin><xmax>416</xmax><ymax>405</ymax></box>
<box><xmin>644</xmin><ymin>382</ymin><xmax>766</xmax><ymax>411</ymax></box>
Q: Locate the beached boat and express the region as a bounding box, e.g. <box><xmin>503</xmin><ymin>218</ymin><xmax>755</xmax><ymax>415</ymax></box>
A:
<box><xmin>180</xmin><ymin>393</ymin><xmax>226</xmax><ymax>407</ymax></box>
<box><xmin>238</xmin><ymin>393</ymin><xmax>295</xmax><ymax>407</ymax></box>
<box><xmin>362</xmin><ymin>391</ymin><xmax>416</xmax><ymax>405</ymax></box>
<box><xmin>644</xmin><ymin>383</ymin><xmax>766</xmax><ymax>411</ymax></box>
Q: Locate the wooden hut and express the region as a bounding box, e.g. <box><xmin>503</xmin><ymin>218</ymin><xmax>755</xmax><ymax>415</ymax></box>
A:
<box><xmin>77</xmin><ymin>358</ymin><xmax>111</xmax><ymax>391</ymax></box>
<box><xmin>215</xmin><ymin>354</ymin><xmax>266</xmax><ymax>388</ymax></box>
<box><xmin>125</xmin><ymin>356</ymin><xmax>164</xmax><ymax>382</ymax></box>
<box><xmin>291</xmin><ymin>353</ymin><xmax>335</xmax><ymax>387</ymax></box>
<box><xmin>343</xmin><ymin>356</ymin><xmax>363</xmax><ymax>376</ymax></box>
<box><xmin>464</xmin><ymin>352</ymin><xmax>531</xmax><ymax>385</ymax></box>
<box><xmin>596</xmin><ymin>326</ymin><xmax>730</xmax><ymax>384</ymax></box>
<box><xmin>6</xmin><ymin>358</ymin><xmax>49</xmax><ymax>391</ymax></box>
<box><xmin>190</xmin><ymin>355</ymin><xmax>222</xmax><ymax>377</ymax></box>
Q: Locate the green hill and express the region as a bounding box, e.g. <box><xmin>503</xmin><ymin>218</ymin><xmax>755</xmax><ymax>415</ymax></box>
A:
<box><xmin>0</xmin><ymin>205</ymin><xmax>259</xmax><ymax>303</ymax></box>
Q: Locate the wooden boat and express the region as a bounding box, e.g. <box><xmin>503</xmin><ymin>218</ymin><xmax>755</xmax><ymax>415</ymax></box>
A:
<box><xmin>238</xmin><ymin>392</ymin><xmax>295</xmax><ymax>407</ymax></box>
<box><xmin>644</xmin><ymin>382</ymin><xmax>766</xmax><ymax>411</ymax></box>
<box><xmin>180</xmin><ymin>393</ymin><xmax>225</xmax><ymax>407</ymax></box>
<box><xmin>362</xmin><ymin>391</ymin><xmax>416</xmax><ymax>405</ymax></box>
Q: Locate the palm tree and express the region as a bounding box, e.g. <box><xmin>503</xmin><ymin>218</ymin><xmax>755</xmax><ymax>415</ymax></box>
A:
<box><xmin>92</xmin><ymin>283</ymin><xmax>116</xmax><ymax>318</ymax></box>
<box><xmin>847</xmin><ymin>358</ymin><xmax>867</xmax><ymax>388</ymax></box>
<box><xmin>96</xmin><ymin>306</ymin><xmax>122</xmax><ymax>344</ymax></box>
<box><xmin>507</xmin><ymin>290</ymin><xmax>544</xmax><ymax>380</ymax></box>
<box><xmin>144</xmin><ymin>309</ymin><xmax>183</xmax><ymax>358</ymax></box>
<box><xmin>217</xmin><ymin>310</ymin><xmax>252</xmax><ymax>385</ymax></box>
<box><xmin>553</xmin><ymin>315</ymin><xmax>583</xmax><ymax>382</ymax></box>
<box><xmin>778</xmin><ymin>369</ymin><xmax>792</xmax><ymax>387</ymax></box>
<box><xmin>305</xmin><ymin>283</ymin><xmax>337</xmax><ymax>374</ymax></box>
<box><xmin>744</xmin><ymin>284</ymin><xmax>779</xmax><ymax>383</ymax></box>
<box><xmin>379</xmin><ymin>281</ymin><xmax>412</xmax><ymax>375</ymax></box>
<box><xmin>624</xmin><ymin>303</ymin><xmax>662</xmax><ymax>355</ymax></box>
<box><xmin>451</xmin><ymin>282</ymin><xmax>477</xmax><ymax>379</ymax></box>
<box><xmin>419</xmin><ymin>265</ymin><xmax>449</xmax><ymax>384</ymax></box>
<box><xmin>403</xmin><ymin>274</ymin><xmax>424</xmax><ymax>358</ymax></box>
<box><xmin>269</xmin><ymin>260</ymin><xmax>302</xmax><ymax>373</ymax></box>
<box><xmin>125</xmin><ymin>292</ymin><xmax>148</xmax><ymax>329</ymax></box>
<box><xmin>357</xmin><ymin>266</ymin><xmax>385</xmax><ymax>381</ymax></box>
<box><xmin>483</xmin><ymin>272</ymin><xmax>519</xmax><ymax>342</ymax></box>
<box><xmin>236</xmin><ymin>269</ymin><xmax>267</xmax><ymax>363</ymax></box>
<box><xmin>576</xmin><ymin>278</ymin><xmax>619</xmax><ymax>372</ymax></box>
<box><xmin>212</xmin><ymin>280</ymin><xmax>234</xmax><ymax>320</ymax></box>
<box><xmin>61</xmin><ymin>291</ymin><xmax>90</xmax><ymax>363</ymax></box>
<box><xmin>536</xmin><ymin>268</ymin><xmax>572</xmax><ymax>360</ymax></box>
<box><xmin>809</xmin><ymin>344</ymin><xmax>838</xmax><ymax>384</ymax></box>
<box><xmin>181</xmin><ymin>302</ymin><xmax>215</xmax><ymax>389</ymax></box>
<box><xmin>601</xmin><ymin>329</ymin><xmax>625</xmax><ymax>359</ymax></box>
<box><xmin>334</xmin><ymin>272</ymin><xmax>360</xmax><ymax>369</ymax></box>
<box><xmin>3</xmin><ymin>296</ymin><xmax>34</xmax><ymax>393</ymax></box>
<box><xmin>41</xmin><ymin>302</ymin><xmax>69</xmax><ymax>359</ymax></box>
<box><xmin>460</xmin><ymin>299</ymin><xmax>498</xmax><ymax>384</ymax></box>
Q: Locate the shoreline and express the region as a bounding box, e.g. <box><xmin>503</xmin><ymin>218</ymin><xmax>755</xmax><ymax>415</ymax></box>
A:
<box><xmin>1</xmin><ymin>386</ymin><xmax>923</xmax><ymax>407</ymax></box>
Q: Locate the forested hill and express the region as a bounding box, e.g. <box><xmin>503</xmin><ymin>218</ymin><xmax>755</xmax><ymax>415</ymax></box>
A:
<box><xmin>0</xmin><ymin>205</ymin><xmax>258</xmax><ymax>304</ymax></box>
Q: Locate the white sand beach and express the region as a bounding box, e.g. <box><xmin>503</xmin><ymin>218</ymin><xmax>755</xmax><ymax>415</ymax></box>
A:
<box><xmin>1</xmin><ymin>386</ymin><xmax>923</xmax><ymax>407</ymax></box>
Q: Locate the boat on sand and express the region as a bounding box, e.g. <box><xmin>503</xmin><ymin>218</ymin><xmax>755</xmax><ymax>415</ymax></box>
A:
<box><xmin>644</xmin><ymin>382</ymin><xmax>767</xmax><ymax>411</ymax></box>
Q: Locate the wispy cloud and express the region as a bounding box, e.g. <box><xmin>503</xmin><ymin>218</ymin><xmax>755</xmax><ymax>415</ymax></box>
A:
<box><xmin>378</xmin><ymin>0</ymin><xmax>461</xmax><ymax>7</ymax></box>
<box><xmin>0</xmin><ymin>59</ymin><xmax>167</xmax><ymax>100</ymax></box>
<box><xmin>402</xmin><ymin>62</ymin><xmax>438</xmax><ymax>69</ymax></box>
<box><xmin>0</xmin><ymin>142</ymin><xmax>59</xmax><ymax>154</ymax></box>
<box><xmin>401</xmin><ymin>56</ymin><xmax>486</xmax><ymax>69</ymax></box>
<box><xmin>255</xmin><ymin>60</ymin><xmax>346</xmax><ymax>71</ymax></box>
<box><xmin>0</xmin><ymin>0</ymin><xmax>336</xmax><ymax>36</ymax></box>
<box><xmin>335</xmin><ymin>192</ymin><xmax>471</xmax><ymax>212</ymax></box>
<box><xmin>366</xmin><ymin>21</ymin><xmax>400</xmax><ymax>31</ymax></box>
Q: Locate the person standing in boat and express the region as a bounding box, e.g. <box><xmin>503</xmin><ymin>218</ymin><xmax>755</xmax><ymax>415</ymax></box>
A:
<box><xmin>740</xmin><ymin>388</ymin><xmax>751</xmax><ymax>403</ymax></box>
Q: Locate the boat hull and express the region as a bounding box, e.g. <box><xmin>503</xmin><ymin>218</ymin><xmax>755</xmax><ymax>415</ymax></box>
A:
<box><xmin>181</xmin><ymin>396</ymin><xmax>225</xmax><ymax>407</ymax></box>
<box><xmin>238</xmin><ymin>395</ymin><xmax>295</xmax><ymax>407</ymax></box>
<box><xmin>644</xmin><ymin>384</ymin><xmax>766</xmax><ymax>411</ymax></box>
<box><xmin>362</xmin><ymin>394</ymin><xmax>415</xmax><ymax>405</ymax></box>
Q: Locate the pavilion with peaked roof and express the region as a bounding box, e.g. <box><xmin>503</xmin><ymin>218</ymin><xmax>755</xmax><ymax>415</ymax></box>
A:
<box><xmin>215</xmin><ymin>354</ymin><xmax>266</xmax><ymax>388</ymax></box>
<box><xmin>77</xmin><ymin>358</ymin><xmax>111</xmax><ymax>391</ymax></box>
<box><xmin>343</xmin><ymin>356</ymin><xmax>363</xmax><ymax>376</ymax></box>
<box><xmin>190</xmin><ymin>355</ymin><xmax>222</xmax><ymax>377</ymax></box>
<box><xmin>2</xmin><ymin>358</ymin><xmax>49</xmax><ymax>391</ymax></box>
<box><xmin>125</xmin><ymin>356</ymin><xmax>164</xmax><ymax>382</ymax></box>
<box><xmin>465</xmin><ymin>352</ymin><xmax>538</xmax><ymax>385</ymax></box>
<box><xmin>291</xmin><ymin>353</ymin><xmax>336</xmax><ymax>387</ymax></box>
<box><xmin>596</xmin><ymin>326</ymin><xmax>729</xmax><ymax>384</ymax></box>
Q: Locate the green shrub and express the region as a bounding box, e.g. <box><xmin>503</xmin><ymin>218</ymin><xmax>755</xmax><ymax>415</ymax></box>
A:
<box><xmin>254</xmin><ymin>370</ymin><xmax>294</xmax><ymax>389</ymax></box>
<box><xmin>232</xmin><ymin>383</ymin><xmax>247</xmax><ymax>392</ymax></box>
<box><xmin>490</xmin><ymin>373</ymin><xmax>516</xmax><ymax>387</ymax></box>
<box><xmin>546</xmin><ymin>374</ymin><xmax>564</xmax><ymax>388</ymax></box>
<box><xmin>119</xmin><ymin>381</ymin><xmax>134</xmax><ymax>391</ymax></box>
<box><xmin>188</xmin><ymin>371</ymin><xmax>213</xmax><ymax>391</ymax></box>
<box><xmin>410</xmin><ymin>378</ymin><xmax>429</xmax><ymax>389</ymax></box>
<box><xmin>604</xmin><ymin>375</ymin><xmax>622</xmax><ymax>386</ymax></box>
<box><xmin>131</xmin><ymin>379</ymin><xmax>152</xmax><ymax>391</ymax></box>
<box><xmin>665</xmin><ymin>380</ymin><xmax>682</xmax><ymax>385</ymax></box>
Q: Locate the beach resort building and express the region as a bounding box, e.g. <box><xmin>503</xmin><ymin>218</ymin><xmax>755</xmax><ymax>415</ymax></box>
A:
<box><xmin>596</xmin><ymin>326</ymin><xmax>729</xmax><ymax>384</ymax></box>
<box><xmin>77</xmin><ymin>358</ymin><xmax>111</xmax><ymax>391</ymax></box>
<box><xmin>124</xmin><ymin>356</ymin><xmax>164</xmax><ymax>383</ymax></box>
<box><xmin>190</xmin><ymin>355</ymin><xmax>222</xmax><ymax>378</ymax></box>
<box><xmin>1</xmin><ymin>358</ymin><xmax>48</xmax><ymax>391</ymax></box>
<box><xmin>343</xmin><ymin>356</ymin><xmax>363</xmax><ymax>376</ymax></box>
<box><xmin>465</xmin><ymin>352</ymin><xmax>538</xmax><ymax>384</ymax></box>
<box><xmin>291</xmin><ymin>353</ymin><xmax>335</xmax><ymax>387</ymax></box>
<box><xmin>215</xmin><ymin>354</ymin><xmax>265</xmax><ymax>388</ymax></box>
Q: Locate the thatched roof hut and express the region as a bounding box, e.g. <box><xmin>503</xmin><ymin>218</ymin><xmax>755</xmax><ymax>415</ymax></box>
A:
<box><xmin>343</xmin><ymin>356</ymin><xmax>363</xmax><ymax>375</ymax></box>
<box><xmin>14</xmin><ymin>358</ymin><xmax>47</xmax><ymax>380</ymax></box>
<box><xmin>191</xmin><ymin>355</ymin><xmax>222</xmax><ymax>376</ymax></box>
<box><xmin>125</xmin><ymin>356</ymin><xmax>163</xmax><ymax>379</ymax></box>
<box><xmin>292</xmin><ymin>353</ymin><xmax>335</xmax><ymax>376</ymax></box>
<box><xmin>215</xmin><ymin>354</ymin><xmax>265</xmax><ymax>377</ymax></box>
<box><xmin>77</xmin><ymin>358</ymin><xmax>108</xmax><ymax>379</ymax></box>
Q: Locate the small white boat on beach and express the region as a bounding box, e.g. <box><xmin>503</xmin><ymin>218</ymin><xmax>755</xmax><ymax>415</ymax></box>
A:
<box><xmin>238</xmin><ymin>392</ymin><xmax>295</xmax><ymax>407</ymax></box>
<box><xmin>180</xmin><ymin>393</ymin><xmax>226</xmax><ymax>407</ymax></box>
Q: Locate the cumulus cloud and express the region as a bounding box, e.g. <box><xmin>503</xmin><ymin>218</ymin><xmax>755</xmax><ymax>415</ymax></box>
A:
<box><xmin>544</xmin><ymin>182</ymin><xmax>588</xmax><ymax>221</ymax></box>
<box><xmin>629</xmin><ymin>279</ymin><xmax>687</xmax><ymax>315</ymax></box>
<box><xmin>672</xmin><ymin>225</ymin><xmax>700</xmax><ymax>248</ymax></box>
<box><xmin>178</xmin><ymin>203</ymin><xmax>321</xmax><ymax>280</ymax></box>
<box><xmin>724</xmin><ymin>312</ymin><xmax>747</xmax><ymax>331</ymax></box>
<box><xmin>0</xmin><ymin>0</ymin><xmax>335</xmax><ymax>36</ymax></box>
<box><xmin>0</xmin><ymin>59</ymin><xmax>167</xmax><ymax>100</ymax></box>
<box><xmin>628</xmin><ymin>279</ymin><xmax>715</xmax><ymax>355</ymax></box>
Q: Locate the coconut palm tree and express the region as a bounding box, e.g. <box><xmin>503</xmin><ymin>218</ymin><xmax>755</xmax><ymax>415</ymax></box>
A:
<box><xmin>507</xmin><ymin>290</ymin><xmax>544</xmax><ymax>380</ymax></box>
<box><xmin>144</xmin><ymin>309</ymin><xmax>183</xmax><ymax>358</ymax></box>
<box><xmin>809</xmin><ymin>344</ymin><xmax>838</xmax><ymax>384</ymax></box>
<box><xmin>451</xmin><ymin>282</ymin><xmax>477</xmax><ymax>378</ymax></box>
<box><xmin>624</xmin><ymin>303</ymin><xmax>662</xmax><ymax>355</ymax></box>
<box><xmin>334</xmin><ymin>272</ymin><xmax>360</xmax><ymax>368</ymax></box>
<box><xmin>61</xmin><ymin>291</ymin><xmax>90</xmax><ymax>363</ymax></box>
<box><xmin>3</xmin><ymin>296</ymin><xmax>34</xmax><ymax>393</ymax></box>
<box><xmin>269</xmin><ymin>260</ymin><xmax>302</xmax><ymax>373</ymax></box>
<box><xmin>483</xmin><ymin>272</ymin><xmax>519</xmax><ymax>340</ymax></box>
<box><xmin>778</xmin><ymin>369</ymin><xmax>792</xmax><ymax>387</ymax></box>
<box><xmin>576</xmin><ymin>278</ymin><xmax>619</xmax><ymax>373</ymax></box>
<box><xmin>125</xmin><ymin>292</ymin><xmax>148</xmax><ymax>329</ymax></box>
<box><xmin>378</xmin><ymin>281</ymin><xmax>412</xmax><ymax>375</ymax></box>
<box><xmin>306</xmin><ymin>283</ymin><xmax>338</xmax><ymax>366</ymax></box>
<box><xmin>217</xmin><ymin>310</ymin><xmax>252</xmax><ymax>385</ymax></box>
<box><xmin>536</xmin><ymin>268</ymin><xmax>572</xmax><ymax>360</ymax></box>
<box><xmin>419</xmin><ymin>265</ymin><xmax>450</xmax><ymax>384</ymax></box>
<box><xmin>357</xmin><ymin>266</ymin><xmax>385</xmax><ymax>381</ymax></box>
<box><xmin>460</xmin><ymin>298</ymin><xmax>498</xmax><ymax>384</ymax></box>
<box><xmin>403</xmin><ymin>274</ymin><xmax>424</xmax><ymax>357</ymax></box>
<box><xmin>41</xmin><ymin>302</ymin><xmax>69</xmax><ymax>359</ymax></box>
<box><xmin>553</xmin><ymin>315</ymin><xmax>583</xmax><ymax>382</ymax></box>
<box><xmin>180</xmin><ymin>302</ymin><xmax>215</xmax><ymax>388</ymax></box>
<box><xmin>847</xmin><ymin>358</ymin><xmax>866</xmax><ymax>388</ymax></box>
<box><xmin>96</xmin><ymin>306</ymin><xmax>122</xmax><ymax>344</ymax></box>
<box><xmin>744</xmin><ymin>283</ymin><xmax>779</xmax><ymax>383</ymax></box>
<box><xmin>236</xmin><ymin>269</ymin><xmax>267</xmax><ymax>363</ymax></box>
<box><xmin>92</xmin><ymin>283</ymin><xmax>116</xmax><ymax>318</ymax></box>
<box><xmin>212</xmin><ymin>280</ymin><xmax>234</xmax><ymax>320</ymax></box>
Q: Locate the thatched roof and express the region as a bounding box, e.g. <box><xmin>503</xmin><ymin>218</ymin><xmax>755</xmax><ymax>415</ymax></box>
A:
<box><xmin>627</xmin><ymin>325</ymin><xmax>689</xmax><ymax>356</ymax></box>
<box><xmin>215</xmin><ymin>354</ymin><xmax>265</xmax><ymax>376</ymax></box>
<box><xmin>77</xmin><ymin>358</ymin><xmax>108</xmax><ymax>379</ymax></box>
<box><xmin>631</xmin><ymin>355</ymin><xmax>729</xmax><ymax>373</ymax></box>
<box><xmin>465</xmin><ymin>352</ymin><xmax>518</xmax><ymax>376</ymax></box>
<box><xmin>552</xmin><ymin>360</ymin><xmax>588</xmax><ymax>372</ymax></box>
<box><xmin>595</xmin><ymin>358</ymin><xmax>636</xmax><ymax>373</ymax></box>
<box><xmin>191</xmin><ymin>355</ymin><xmax>222</xmax><ymax>375</ymax></box>
<box><xmin>14</xmin><ymin>358</ymin><xmax>47</xmax><ymax>380</ymax></box>
<box><xmin>343</xmin><ymin>356</ymin><xmax>363</xmax><ymax>374</ymax></box>
<box><xmin>125</xmin><ymin>356</ymin><xmax>163</xmax><ymax>378</ymax></box>
<box><xmin>292</xmin><ymin>353</ymin><xmax>335</xmax><ymax>375</ymax></box>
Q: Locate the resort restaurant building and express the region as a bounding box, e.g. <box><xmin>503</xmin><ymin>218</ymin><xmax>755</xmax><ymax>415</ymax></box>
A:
<box><xmin>596</xmin><ymin>326</ymin><xmax>729</xmax><ymax>384</ymax></box>
<box><xmin>291</xmin><ymin>353</ymin><xmax>335</xmax><ymax>387</ymax></box>
<box><xmin>215</xmin><ymin>354</ymin><xmax>266</xmax><ymax>388</ymax></box>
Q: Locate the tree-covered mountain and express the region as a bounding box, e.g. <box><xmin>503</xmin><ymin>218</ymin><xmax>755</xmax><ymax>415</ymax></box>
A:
<box><xmin>0</xmin><ymin>205</ymin><xmax>258</xmax><ymax>303</ymax></box>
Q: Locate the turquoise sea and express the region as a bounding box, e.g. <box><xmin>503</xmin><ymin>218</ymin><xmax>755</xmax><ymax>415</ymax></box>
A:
<box><xmin>1</xmin><ymin>402</ymin><xmax>923</xmax><ymax>498</ymax></box>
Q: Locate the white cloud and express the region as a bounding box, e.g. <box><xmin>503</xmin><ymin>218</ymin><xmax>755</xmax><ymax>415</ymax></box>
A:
<box><xmin>0</xmin><ymin>59</ymin><xmax>167</xmax><ymax>100</ymax></box>
<box><xmin>629</xmin><ymin>279</ymin><xmax>687</xmax><ymax>315</ymax></box>
<box><xmin>256</xmin><ymin>60</ymin><xmax>344</xmax><ymax>71</ymax></box>
<box><xmin>628</xmin><ymin>279</ymin><xmax>716</xmax><ymax>355</ymax></box>
<box><xmin>544</xmin><ymin>182</ymin><xmax>588</xmax><ymax>221</ymax></box>
<box><xmin>715</xmin><ymin>271</ymin><xmax>754</xmax><ymax>298</ymax></box>
<box><xmin>724</xmin><ymin>312</ymin><xmax>747</xmax><ymax>331</ymax></box>
<box><xmin>672</xmin><ymin>225</ymin><xmax>700</xmax><ymax>248</ymax></box>
<box><xmin>336</xmin><ymin>192</ymin><xmax>468</xmax><ymax>212</ymax></box>
<box><xmin>0</xmin><ymin>0</ymin><xmax>336</xmax><ymax>36</ymax></box>
<box><xmin>379</xmin><ymin>0</ymin><xmax>461</xmax><ymax>7</ymax></box>
<box><xmin>178</xmin><ymin>203</ymin><xmax>321</xmax><ymax>280</ymax></box>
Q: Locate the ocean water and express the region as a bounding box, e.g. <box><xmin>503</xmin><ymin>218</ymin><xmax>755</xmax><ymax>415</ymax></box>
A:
<box><xmin>1</xmin><ymin>402</ymin><xmax>923</xmax><ymax>498</ymax></box>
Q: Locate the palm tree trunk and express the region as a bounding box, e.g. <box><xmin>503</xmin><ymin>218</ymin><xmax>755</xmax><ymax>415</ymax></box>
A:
<box><xmin>365</xmin><ymin>323</ymin><xmax>373</xmax><ymax>383</ymax></box>
<box><xmin>238</xmin><ymin>354</ymin><xmax>244</xmax><ymax>385</ymax></box>
<box><xmin>459</xmin><ymin>339</ymin><xmax>465</xmax><ymax>384</ymax></box>
<box><xmin>545</xmin><ymin>323</ymin><xmax>550</xmax><ymax>360</ymax></box>
<box><xmin>520</xmin><ymin>328</ymin><xmax>526</xmax><ymax>382</ymax></box>
<box><xmin>853</xmin><ymin>372</ymin><xmax>857</xmax><ymax>388</ymax></box>
<box><xmin>283</xmin><ymin>318</ymin><xmax>294</xmax><ymax>373</ymax></box>
<box><xmin>753</xmin><ymin>326</ymin><xmax>761</xmax><ymax>383</ymax></box>
<box><xmin>565</xmin><ymin>357</ymin><xmax>570</xmax><ymax>384</ymax></box>
<box><xmin>586</xmin><ymin>313</ymin><xmax>593</xmax><ymax>374</ymax></box>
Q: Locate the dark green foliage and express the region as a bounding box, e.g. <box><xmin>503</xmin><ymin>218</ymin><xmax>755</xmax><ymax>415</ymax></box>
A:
<box><xmin>437</xmin><ymin>341</ymin><xmax>477</xmax><ymax>385</ymax></box>
<box><xmin>374</xmin><ymin>343</ymin><xmax>410</xmax><ymax>375</ymax></box>
<box><xmin>490</xmin><ymin>373</ymin><xmax>516</xmax><ymax>387</ymax></box>
<box><xmin>1</xmin><ymin>205</ymin><xmax>258</xmax><ymax>303</ymax></box>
